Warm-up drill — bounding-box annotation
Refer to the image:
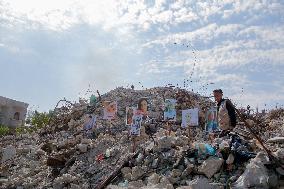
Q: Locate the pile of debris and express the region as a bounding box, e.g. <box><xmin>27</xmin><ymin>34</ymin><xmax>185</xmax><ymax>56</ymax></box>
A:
<box><xmin>0</xmin><ymin>87</ymin><xmax>283</xmax><ymax>189</ymax></box>
<box><xmin>108</xmin><ymin>128</ymin><xmax>283</xmax><ymax>189</ymax></box>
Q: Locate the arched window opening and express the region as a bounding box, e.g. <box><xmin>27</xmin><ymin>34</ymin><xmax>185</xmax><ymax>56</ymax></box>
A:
<box><xmin>14</xmin><ymin>112</ymin><xmax>20</xmax><ymax>120</ymax></box>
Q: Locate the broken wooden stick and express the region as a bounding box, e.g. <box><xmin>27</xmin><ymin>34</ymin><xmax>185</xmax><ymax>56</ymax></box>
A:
<box><xmin>96</xmin><ymin>151</ymin><xmax>139</xmax><ymax>189</ymax></box>
<box><xmin>228</xmin><ymin>100</ymin><xmax>283</xmax><ymax>166</ymax></box>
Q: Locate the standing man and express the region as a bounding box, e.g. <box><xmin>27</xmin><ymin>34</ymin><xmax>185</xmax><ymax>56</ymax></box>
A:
<box><xmin>213</xmin><ymin>89</ymin><xmax>237</xmax><ymax>134</ymax></box>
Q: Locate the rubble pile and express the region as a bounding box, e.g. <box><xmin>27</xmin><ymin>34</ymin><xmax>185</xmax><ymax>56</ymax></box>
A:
<box><xmin>263</xmin><ymin>108</ymin><xmax>284</xmax><ymax>140</ymax></box>
<box><xmin>0</xmin><ymin>87</ymin><xmax>283</xmax><ymax>189</ymax></box>
<box><xmin>240</xmin><ymin>108</ymin><xmax>284</xmax><ymax>141</ymax></box>
<box><xmin>108</xmin><ymin>129</ymin><xmax>284</xmax><ymax>189</ymax></box>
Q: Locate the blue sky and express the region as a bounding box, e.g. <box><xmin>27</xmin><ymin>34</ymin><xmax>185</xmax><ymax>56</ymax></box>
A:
<box><xmin>0</xmin><ymin>0</ymin><xmax>284</xmax><ymax>111</ymax></box>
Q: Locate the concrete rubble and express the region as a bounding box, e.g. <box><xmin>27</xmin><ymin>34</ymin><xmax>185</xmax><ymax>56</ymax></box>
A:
<box><xmin>198</xmin><ymin>157</ymin><xmax>224</xmax><ymax>178</ymax></box>
<box><xmin>0</xmin><ymin>87</ymin><xmax>283</xmax><ymax>189</ymax></box>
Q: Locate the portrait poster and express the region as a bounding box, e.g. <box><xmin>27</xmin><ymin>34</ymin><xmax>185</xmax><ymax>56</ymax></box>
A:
<box><xmin>205</xmin><ymin>107</ymin><xmax>219</xmax><ymax>132</ymax></box>
<box><xmin>137</xmin><ymin>98</ymin><xmax>148</xmax><ymax>116</ymax></box>
<box><xmin>126</xmin><ymin>107</ymin><xmax>137</xmax><ymax>125</ymax></box>
<box><xmin>130</xmin><ymin>114</ymin><xmax>143</xmax><ymax>136</ymax></box>
<box><xmin>83</xmin><ymin>115</ymin><xmax>96</xmax><ymax>131</ymax></box>
<box><xmin>181</xmin><ymin>108</ymin><xmax>199</xmax><ymax>128</ymax></box>
<box><xmin>164</xmin><ymin>99</ymin><xmax>177</xmax><ymax>121</ymax></box>
<box><xmin>103</xmin><ymin>101</ymin><xmax>117</xmax><ymax>120</ymax></box>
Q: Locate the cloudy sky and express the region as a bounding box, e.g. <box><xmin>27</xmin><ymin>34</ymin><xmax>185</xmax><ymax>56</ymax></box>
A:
<box><xmin>0</xmin><ymin>0</ymin><xmax>284</xmax><ymax>111</ymax></box>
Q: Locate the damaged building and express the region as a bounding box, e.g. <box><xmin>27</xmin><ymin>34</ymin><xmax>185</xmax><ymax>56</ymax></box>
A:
<box><xmin>0</xmin><ymin>96</ymin><xmax>29</xmax><ymax>128</ymax></box>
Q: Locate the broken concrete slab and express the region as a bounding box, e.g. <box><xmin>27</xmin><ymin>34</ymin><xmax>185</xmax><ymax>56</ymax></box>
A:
<box><xmin>181</xmin><ymin>163</ymin><xmax>194</xmax><ymax>178</ymax></box>
<box><xmin>1</xmin><ymin>145</ymin><xmax>16</xmax><ymax>164</ymax></box>
<box><xmin>232</xmin><ymin>156</ymin><xmax>270</xmax><ymax>189</ymax></box>
<box><xmin>267</xmin><ymin>137</ymin><xmax>284</xmax><ymax>143</ymax></box>
<box><xmin>177</xmin><ymin>177</ymin><xmax>211</xmax><ymax>189</ymax></box>
<box><xmin>147</xmin><ymin>173</ymin><xmax>160</xmax><ymax>185</ymax></box>
<box><xmin>77</xmin><ymin>143</ymin><xmax>88</xmax><ymax>153</ymax></box>
<box><xmin>131</xmin><ymin>166</ymin><xmax>145</xmax><ymax>181</ymax></box>
<box><xmin>198</xmin><ymin>157</ymin><xmax>224</xmax><ymax>178</ymax></box>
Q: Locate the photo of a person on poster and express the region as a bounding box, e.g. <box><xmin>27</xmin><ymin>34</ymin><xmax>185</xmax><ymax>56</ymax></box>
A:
<box><xmin>206</xmin><ymin>107</ymin><xmax>219</xmax><ymax>132</ymax></box>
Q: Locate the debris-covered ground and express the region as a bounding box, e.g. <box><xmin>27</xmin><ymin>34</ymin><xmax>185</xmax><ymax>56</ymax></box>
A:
<box><xmin>0</xmin><ymin>87</ymin><xmax>283</xmax><ymax>189</ymax></box>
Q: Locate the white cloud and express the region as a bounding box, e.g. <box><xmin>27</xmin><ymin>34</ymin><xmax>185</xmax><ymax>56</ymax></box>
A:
<box><xmin>138</xmin><ymin>61</ymin><xmax>165</xmax><ymax>74</ymax></box>
<box><xmin>1</xmin><ymin>0</ymin><xmax>281</xmax><ymax>34</ymax></box>
<box><xmin>1</xmin><ymin>0</ymin><xmax>284</xmax><ymax>110</ymax></box>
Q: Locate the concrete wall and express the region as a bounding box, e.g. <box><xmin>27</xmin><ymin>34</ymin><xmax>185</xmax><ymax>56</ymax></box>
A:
<box><xmin>0</xmin><ymin>96</ymin><xmax>29</xmax><ymax>128</ymax></box>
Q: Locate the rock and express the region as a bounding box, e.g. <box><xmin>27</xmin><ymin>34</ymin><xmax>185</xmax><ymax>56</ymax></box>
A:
<box><xmin>121</xmin><ymin>167</ymin><xmax>132</xmax><ymax>180</ymax></box>
<box><xmin>175</xmin><ymin>136</ymin><xmax>189</xmax><ymax>147</ymax></box>
<box><xmin>53</xmin><ymin>173</ymin><xmax>78</xmax><ymax>188</ymax></box>
<box><xmin>81</xmin><ymin>138</ymin><xmax>92</xmax><ymax>144</ymax></box>
<box><xmin>36</xmin><ymin>149</ymin><xmax>46</xmax><ymax>156</ymax></box>
<box><xmin>117</xmin><ymin>111</ymin><xmax>124</xmax><ymax>117</ymax></box>
<box><xmin>70</xmin><ymin>183</ymin><xmax>81</xmax><ymax>189</ymax></box>
<box><xmin>267</xmin><ymin>169</ymin><xmax>279</xmax><ymax>189</ymax></box>
<box><xmin>232</xmin><ymin>157</ymin><xmax>269</xmax><ymax>189</ymax></box>
<box><xmin>166</xmin><ymin>185</ymin><xmax>174</xmax><ymax>189</ymax></box>
<box><xmin>219</xmin><ymin>140</ymin><xmax>230</xmax><ymax>150</ymax></box>
<box><xmin>171</xmin><ymin>169</ymin><xmax>182</xmax><ymax>178</ymax></box>
<box><xmin>77</xmin><ymin>144</ymin><xmax>88</xmax><ymax>153</ymax></box>
<box><xmin>75</xmin><ymin>134</ymin><xmax>83</xmax><ymax>142</ymax></box>
<box><xmin>128</xmin><ymin>180</ymin><xmax>145</xmax><ymax>188</ymax></box>
<box><xmin>136</xmin><ymin>153</ymin><xmax>144</xmax><ymax>164</ymax></box>
<box><xmin>181</xmin><ymin>163</ymin><xmax>194</xmax><ymax>178</ymax></box>
<box><xmin>267</xmin><ymin>137</ymin><xmax>284</xmax><ymax>143</ymax></box>
<box><xmin>0</xmin><ymin>178</ymin><xmax>8</xmax><ymax>184</ymax></box>
<box><xmin>131</xmin><ymin>166</ymin><xmax>144</xmax><ymax>180</ymax></box>
<box><xmin>121</xmin><ymin>167</ymin><xmax>131</xmax><ymax>175</ymax></box>
<box><xmin>155</xmin><ymin>176</ymin><xmax>174</xmax><ymax>189</ymax></box>
<box><xmin>57</xmin><ymin>140</ymin><xmax>68</xmax><ymax>148</ymax></box>
<box><xmin>246</xmin><ymin>119</ymin><xmax>255</xmax><ymax>126</ymax></box>
<box><xmin>143</xmin><ymin>156</ymin><xmax>153</xmax><ymax>166</ymax></box>
<box><xmin>151</xmin><ymin>158</ymin><xmax>158</xmax><ymax>168</ymax></box>
<box><xmin>276</xmin><ymin>167</ymin><xmax>284</xmax><ymax>176</ymax></box>
<box><xmin>116</xmin><ymin>180</ymin><xmax>129</xmax><ymax>187</ymax></box>
<box><xmin>255</xmin><ymin>151</ymin><xmax>270</xmax><ymax>165</ymax></box>
<box><xmin>124</xmin><ymin>173</ymin><xmax>132</xmax><ymax>181</ymax></box>
<box><xmin>177</xmin><ymin>164</ymin><xmax>185</xmax><ymax>171</ymax></box>
<box><xmin>16</xmin><ymin>147</ymin><xmax>31</xmax><ymax>155</ymax></box>
<box><xmin>157</xmin><ymin>136</ymin><xmax>174</xmax><ymax>150</ymax></box>
<box><xmin>226</xmin><ymin>153</ymin><xmax>234</xmax><ymax>164</ymax></box>
<box><xmin>145</xmin><ymin>142</ymin><xmax>155</xmax><ymax>152</ymax></box>
<box><xmin>274</xmin><ymin>149</ymin><xmax>284</xmax><ymax>160</ymax></box>
<box><xmin>1</xmin><ymin>145</ymin><xmax>16</xmax><ymax>163</ymax></box>
<box><xmin>106</xmin><ymin>185</ymin><xmax>124</xmax><ymax>189</ymax></box>
<box><xmin>160</xmin><ymin>176</ymin><xmax>171</xmax><ymax>185</ymax></box>
<box><xmin>168</xmin><ymin>176</ymin><xmax>180</xmax><ymax>184</ymax></box>
<box><xmin>147</xmin><ymin>173</ymin><xmax>160</xmax><ymax>185</ymax></box>
<box><xmin>178</xmin><ymin>178</ymin><xmax>211</xmax><ymax>189</ymax></box>
<box><xmin>210</xmin><ymin>183</ymin><xmax>224</xmax><ymax>189</ymax></box>
<box><xmin>198</xmin><ymin>157</ymin><xmax>224</xmax><ymax>178</ymax></box>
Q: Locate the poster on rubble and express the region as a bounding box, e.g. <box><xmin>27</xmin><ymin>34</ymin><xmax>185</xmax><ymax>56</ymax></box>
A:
<box><xmin>164</xmin><ymin>99</ymin><xmax>177</xmax><ymax>121</ymax></box>
<box><xmin>181</xmin><ymin>108</ymin><xmax>199</xmax><ymax>127</ymax></box>
<box><xmin>130</xmin><ymin>114</ymin><xmax>143</xmax><ymax>136</ymax></box>
<box><xmin>83</xmin><ymin>115</ymin><xmax>96</xmax><ymax>131</ymax></box>
<box><xmin>126</xmin><ymin>107</ymin><xmax>137</xmax><ymax>125</ymax></box>
<box><xmin>137</xmin><ymin>97</ymin><xmax>148</xmax><ymax>116</ymax></box>
<box><xmin>103</xmin><ymin>101</ymin><xmax>117</xmax><ymax>120</ymax></box>
<box><xmin>205</xmin><ymin>107</ymin><xmax>218</xmax><ymax>132</ymax></box>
